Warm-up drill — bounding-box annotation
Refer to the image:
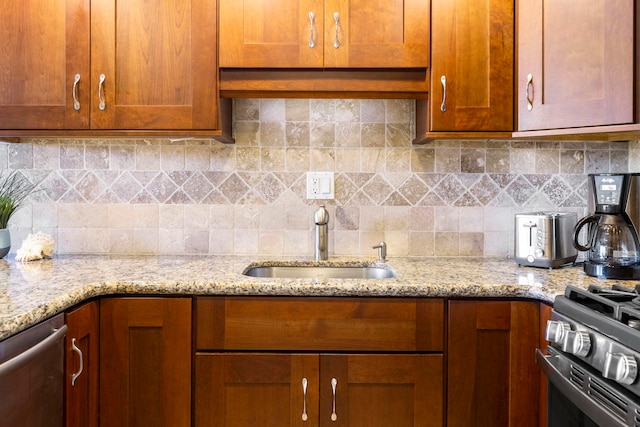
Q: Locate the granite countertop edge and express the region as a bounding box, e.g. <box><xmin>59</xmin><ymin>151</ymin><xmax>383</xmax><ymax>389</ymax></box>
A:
<box><xmin>0</xmin><ymin>254</ymin><xmax>630</xmax><ymax>341</ymax></box>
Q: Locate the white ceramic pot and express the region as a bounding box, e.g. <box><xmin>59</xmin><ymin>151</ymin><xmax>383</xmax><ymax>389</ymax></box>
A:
<box><xmin>0</xmin><ymin>229</ymin><xmax>10</xmax><ymax>258</ymax></box>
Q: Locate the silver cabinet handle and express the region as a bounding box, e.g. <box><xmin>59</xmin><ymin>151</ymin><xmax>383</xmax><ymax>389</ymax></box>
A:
<box><xmin>330</xmin><ymin>378</ymin><xmax>338</xmax><ymax>421</ymax></box>
<box><xmin>526</xmin><ymin>73</ymin><xmax>534</xmax><ymax>111</ymax></box>
<box><xmin>98</xmin><ymin>73</ymin><xmax>106</xmax><ymax>111</ymax></box>
<box><xmin>440</xmin><ymin>75</ymin><xmax>447</xmax><ymax>112</ymax></box>
<box><xmin>301</xmin><ymin>377</ymin><xmax>309</xmax><ymax>421</ymax></box>
<box><xmin>71</xmin><ymin>337</ymin><xmax>84</xmax><ymax>386</ymax></box>
<box><xmin>72</xmin><ymin>74</ymin><xmax>81</xmax><ymax>111</ymax></box>
<box><xmin>333</xmin><ymin>12</ymin><xmax>340</xmax><ymax>48</ymax></box>
<box><xmin>309</xmin><ymin>12</ymin><xmax>316</xmax><ymax>48</ymax></box>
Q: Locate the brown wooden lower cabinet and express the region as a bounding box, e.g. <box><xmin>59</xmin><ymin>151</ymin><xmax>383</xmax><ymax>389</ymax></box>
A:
<box><xmin>65</xmin><ymin>300</ymin><xmax>99</xmax><ymax>427</ymax></box>
<box><xmin>194</xmin><ymin>296</ymin><xmax>445</xmax><ymax>427</ymax></box>
<box><xmin>447</xmin><ymin>300</ymin><xmax>541</xmax><ymax>427</ymax></box>
<box><xmin>99</xmin><ymin>297</ymin><xmax>192</xmax><ymax>427</ymax></box>
<box><xmin>195</xmin><ymin>352</ymin><xmax>443</xmax><ymax>427</ymax></box>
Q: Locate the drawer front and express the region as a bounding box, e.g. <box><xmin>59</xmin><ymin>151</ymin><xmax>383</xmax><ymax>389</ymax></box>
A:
<box><xmin>196</xmin><ymin>297</ymin><xmax>444</xmax><ymax>352</ymax></box>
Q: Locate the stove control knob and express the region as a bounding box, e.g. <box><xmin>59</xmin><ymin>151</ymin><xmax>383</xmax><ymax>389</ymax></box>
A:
<box><xmin>562</xmin><ymin>330</ymin><xmax>591</xmax><ymax>357</ymax></box>
<box><xmin>545</xmin><ymin>320</ymin><xmax>571</xmax><ymax>344</ymax></box>
<box><xmin>603</xmin><ymin>352</ymin><xmax>638</xmax><ymax>385</ymax></box>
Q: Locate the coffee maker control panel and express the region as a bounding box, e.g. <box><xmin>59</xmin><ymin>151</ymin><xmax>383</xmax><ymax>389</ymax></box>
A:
<box><xmin>594</xmin><ymin>174</ymin><xmax>625</xmax><ymax>213</ymax></box>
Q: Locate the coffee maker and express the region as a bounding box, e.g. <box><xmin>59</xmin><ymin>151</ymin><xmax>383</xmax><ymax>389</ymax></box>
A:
<box><xmin>573</xmin><ymin>173</ymin><xmax>640</xmax><ymax>279</ymax></box>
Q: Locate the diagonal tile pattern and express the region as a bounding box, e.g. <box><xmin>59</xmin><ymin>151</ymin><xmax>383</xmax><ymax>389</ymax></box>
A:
<box><xmin>3</xmin><ymin>98</ymin><xmax>636</xmax><ymax>258</ymax></box>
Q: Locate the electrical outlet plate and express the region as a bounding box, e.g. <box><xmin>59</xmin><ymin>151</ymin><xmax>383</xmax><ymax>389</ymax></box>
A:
<box><xmin>306</xmin><ymin>172</ymin><xmax>335</xmax><ymax>199</ymax></box>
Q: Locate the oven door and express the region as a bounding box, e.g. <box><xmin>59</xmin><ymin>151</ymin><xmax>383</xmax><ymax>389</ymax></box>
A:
<box><xmin>536</xmin><ymin>348</ymin><xmax>638</xmax><ymax>427</ymax></box>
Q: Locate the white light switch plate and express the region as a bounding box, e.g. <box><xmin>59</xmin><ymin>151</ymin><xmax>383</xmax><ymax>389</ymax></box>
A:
<box><xmin>306</xmin><ymin>172</ymin><xmax>335</xmax><ymax>199</ymax></box>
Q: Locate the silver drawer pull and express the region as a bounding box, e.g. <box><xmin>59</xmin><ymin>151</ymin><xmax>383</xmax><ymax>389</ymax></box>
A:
<box><xmin>309</xmin><ymin>12</ymin><xmax>316</xmax><ymax>48</ymax></box>
<box><xmin>333</xmin><ymin>12</ymin><xmax>340</xmax><ymax>48</ymax></box>
<box><xmin>440</xmin><ymin>75</ymin><xmax>447</xmax><ymax>112</ymax></box>
<box><xmin>526</xmin><ymin>73</ymin><xmax>534</xmax><ymax>111</ymax></box>
<box><xmin>71</xmin><ymin>338</ymin><xmax>84</xmax><ymax>386</ymax></box>
<box><xmin>98</xmin><ymin>74</ymin><xmax>106</xmax><ymax>111</ymax></box>
<box><xmin>302</xmin><ymin>377</ymin><xmax>309</xmax><ymax>421</ymax></box>
<box><xmin>72</xmin><ymin>74</ymin><xmax>81</xmax><ymax>111</ymax></box>
<box><xmin>330</xmin><ymin>378</ymin><xmax>338</xmax><ymax>421</ymax></box>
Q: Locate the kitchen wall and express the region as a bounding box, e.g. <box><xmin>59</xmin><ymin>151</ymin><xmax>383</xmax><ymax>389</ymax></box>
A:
<box><xmin>2</xmin><ymin>98</ymin><xmax>638</xmax><ymax>258</ymax></box>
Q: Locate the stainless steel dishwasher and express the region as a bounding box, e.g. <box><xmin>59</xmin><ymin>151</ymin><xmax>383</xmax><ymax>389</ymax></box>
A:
<box><xmin>0</xmin><ymin>314</ymin><xmax>67</xmax><ymax>427</ymax></box>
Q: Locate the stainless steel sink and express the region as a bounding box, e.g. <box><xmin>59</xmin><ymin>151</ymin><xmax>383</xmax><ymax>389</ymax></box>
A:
<box><xmin>242</xmin><ymin>264</ymin><xmax>397</xmax><ymax>279</ymax></box>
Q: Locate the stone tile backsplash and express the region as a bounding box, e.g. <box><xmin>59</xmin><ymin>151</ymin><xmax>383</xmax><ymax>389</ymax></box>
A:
<box><xmin>1</xmin><ymin>98</ymin><xmax>638</xmax><ymax>258</ymax></box>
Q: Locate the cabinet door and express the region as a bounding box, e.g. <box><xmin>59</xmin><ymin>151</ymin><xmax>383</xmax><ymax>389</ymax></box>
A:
<box><xmin>195</xmin><ymin>353</ymin><xmax>320</xmax><ymax>427</ymax></box>
<box><xmin>430</xmin><ymin>0</ymin><xmax>513</xmax><ymax>131</ymax></box>
<box><xmin>323</xmin><ymin>0</ymin><xmax>429</xmax><ymax>68</ymax></box>
<box><xmin>320</xmin><ymin>354</ymin><xmax>443</xmax><ymax>427</ymax></box>
<box><xmin>0</xmin><ymin>0</ymin><xmax>90</xmax><ymax>130</ymax></box>
<box><xmin>90</xmin><ymin>0</ymin><xmax>218</xmax><ymax>130</ymax></box>
<box><xmin>517</xmin><ymin>0</ymin><xmax>634</xmax><ymax>131</ymax></box>
<box><xmin>65</xmin><ymin>301</ymin><xmax>99</xmax><ymax>427</ymax></box>
<box><xmin>447</xmin><ymin>300</ymin><xmax>540</xmax><ymax>427</ymax></box>
<box><xmin>219</xmin><ymin>0</ymin><xmax>325</xmax><ymax>68</ymax></box>
<box><xmin>100</xmin><ymin>297</ymin><xmax>192</xmax><ymax>427</ymax></box>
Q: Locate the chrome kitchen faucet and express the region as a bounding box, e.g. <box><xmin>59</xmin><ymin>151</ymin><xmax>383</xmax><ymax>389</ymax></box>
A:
<box><xmin>314</xmin><ymin>205</ymin><xmax>329</xmax><ymax>261</ymax></box>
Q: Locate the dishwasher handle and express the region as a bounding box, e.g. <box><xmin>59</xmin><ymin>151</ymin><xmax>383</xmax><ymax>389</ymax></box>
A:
<box><xmin>0</xmin><ymin>325</ymin><xmax>67</xmax><ymax>376</ymax></box>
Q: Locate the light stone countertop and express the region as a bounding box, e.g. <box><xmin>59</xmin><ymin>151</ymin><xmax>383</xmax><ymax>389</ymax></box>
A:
<box><xmin>1</xmin><ymin>254</ymin><xmax>636</xmax><ymax>341</ymax></box>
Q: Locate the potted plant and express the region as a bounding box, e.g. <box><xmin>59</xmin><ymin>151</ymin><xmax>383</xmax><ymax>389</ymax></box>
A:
<box><xmin>0</xmin><ymin>170</ymin><xmax>37</xmax><ymax>258</ymax></box>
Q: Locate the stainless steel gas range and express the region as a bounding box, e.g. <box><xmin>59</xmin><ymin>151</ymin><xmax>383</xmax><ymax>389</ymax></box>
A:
<box><xmin>538</xmin><ymin>285</ymin><xmax>640</xmax><ymax>427</ymax></box>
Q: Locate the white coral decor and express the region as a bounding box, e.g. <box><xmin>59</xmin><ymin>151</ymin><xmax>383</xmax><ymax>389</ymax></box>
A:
<box><xmin>15</xmin><ymin>232</ymin><xmax>55</xmax><ymax>262</ymax></box>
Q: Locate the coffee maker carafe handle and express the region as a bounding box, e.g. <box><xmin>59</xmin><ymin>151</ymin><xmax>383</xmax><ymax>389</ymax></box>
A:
<box><xmin>573</xmin><ymin>214</ymin><xmax>600</xmax><ymax>252</ymax></box>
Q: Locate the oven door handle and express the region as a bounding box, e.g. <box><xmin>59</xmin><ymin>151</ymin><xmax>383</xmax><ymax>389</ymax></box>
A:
<box><xmin>0</xmin><ymin>325</ymin><xmax>68</xmax><ymax>376</ymax></box>
<box><xmin>536</xmin><ymin>349</ymin><xmax>627</xmax><ymax>427</ymax></box>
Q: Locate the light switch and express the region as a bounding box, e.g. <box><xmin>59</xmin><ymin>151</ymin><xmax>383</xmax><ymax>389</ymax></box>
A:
<box><xmin>306</xmin><ymin>172</ymin><xmax>335</xmax><ymax>199</ymax></box>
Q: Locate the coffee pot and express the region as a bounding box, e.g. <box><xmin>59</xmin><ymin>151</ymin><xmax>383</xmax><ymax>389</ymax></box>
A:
<box><xmin>573</xmin><ymin>173</ymin><xmax>640</xmax><ymax>279</ymax></box>
<box><xmin>574</xmin><ymin>213</ymin><xmax>640</xmax><ymax>266</ymax></box>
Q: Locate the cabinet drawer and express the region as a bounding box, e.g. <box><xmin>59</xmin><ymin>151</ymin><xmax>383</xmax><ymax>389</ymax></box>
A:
<box><xmin>195</xmin><ymin>297</ymin><xmax>444</xmax><ymax>351</ymax></box>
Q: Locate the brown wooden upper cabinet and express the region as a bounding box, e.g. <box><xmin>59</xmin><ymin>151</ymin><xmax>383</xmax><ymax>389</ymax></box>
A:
<box><xmin>0</xmin><ymin>0</ymin><xmax>219</xmax><ymax>133</ymax></box>
<box><xmin>429</xmin><ymin>0</ymin><xmax>514</xmax><ymax>133</ymax></box>
<box><xmin>219</xmin><ymin>0</ymin><xmax>429</xmax><ymax>69</ymax></box>
<box><xmin>516</xmin><ymin>0</ymin><xmax>634</xmax><ymax>133</ymax></box>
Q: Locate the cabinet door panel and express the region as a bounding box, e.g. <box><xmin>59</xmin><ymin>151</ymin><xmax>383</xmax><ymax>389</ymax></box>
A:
<box><xmin>219</xmin><ymin>0</ymin><xmax>325</xmax><ymax>68</ymax></box>
<box><xmin>100</xmin><ymin>297</ymin><xmax>192</xmax><ymax>427</ymax></box>
<box><xmin>65</xmin><ymin>301</ymin><xmax>99</xmax><ymax>427</ymax></box>
<box><xmin>0</xmin><ymin>0</ymin><xmax>90</xmax><ymax>129</ymax></box>
<box><xmin>91</xmin><ymin>0</ymin><xmax>218</xmax><ymax>130</ymax></box>
<box><xmin>324</xmin><ymin>0</ymin><xmax>429</xmax><ymax>68</ymax></box>
<box><xmin>320</xmin><ymin>354</ymin><xmax>443</xmax><ymax>427</ymax></box>
<box><xmin>430</xmin><ymin>0</ymin><xmax>513</xmax><ymax>131</ymax></box>
<box><xmin>195</xmin><ymin>353</ymin><xmax>320</xmax><ymax>427</ymax></box>
<box><xmin>517</xmin><ymin>0</ymin><xmax>633</xmax><ymax>130</ymax></box>
<box><xmin>447</xmin><ymin>300</ymin><xmax>540</xmax><ymax>427</ymax></box>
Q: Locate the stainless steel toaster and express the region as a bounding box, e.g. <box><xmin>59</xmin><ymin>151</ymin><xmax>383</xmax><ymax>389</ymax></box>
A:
<box><xmin>514</xmin><ymin>212</ymin><xmax>578</xmax><ymax>268</ymax></box>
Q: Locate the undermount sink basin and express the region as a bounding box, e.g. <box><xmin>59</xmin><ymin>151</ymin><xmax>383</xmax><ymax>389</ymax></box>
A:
<box><xmin>242</xmin><ymin>264</ymin><xmax>397</xmax><ymax>279</ymax></box>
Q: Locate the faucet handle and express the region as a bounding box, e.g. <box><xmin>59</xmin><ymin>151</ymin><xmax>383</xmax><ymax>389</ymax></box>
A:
<box><xmin>372</xmin><ymin>241</ymin><xmax>387</xmax><ymax>262</ymax></box>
